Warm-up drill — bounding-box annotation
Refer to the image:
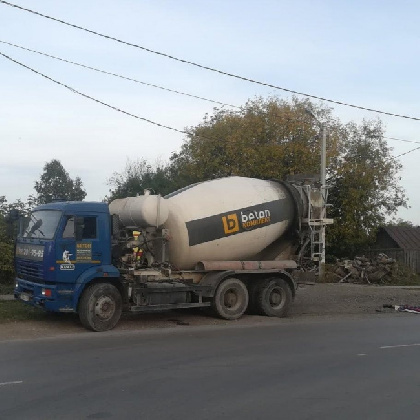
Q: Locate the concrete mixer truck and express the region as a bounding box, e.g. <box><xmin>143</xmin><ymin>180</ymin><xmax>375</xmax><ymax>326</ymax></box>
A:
<box><xmin>14</xmin><ymin>176</ymin><xmax>328</xmax><ymax>331</ymax></box>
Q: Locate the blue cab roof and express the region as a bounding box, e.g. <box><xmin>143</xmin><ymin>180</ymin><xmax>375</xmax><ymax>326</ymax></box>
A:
<box><xmin>34</xmin><ymin>201</ymin><xmax>109</xmax><ymax>214</ymax></box>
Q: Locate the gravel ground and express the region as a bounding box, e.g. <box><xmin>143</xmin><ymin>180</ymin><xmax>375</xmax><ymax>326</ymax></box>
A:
<box><xmin>1</xmin><ymin>284</ymin><xmax>420</xmax><ymax>341</ymax></box>
<box><xmin>292</xmin><ymin>283</ymin><xmax>420</xmax><ymax>316</ymax></box>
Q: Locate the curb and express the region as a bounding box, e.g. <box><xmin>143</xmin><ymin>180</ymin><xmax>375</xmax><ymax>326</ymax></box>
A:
<box><xmin>0</xmin><ymin>295</ymin><xmax>14</xmax><ymax>301</ymax></box>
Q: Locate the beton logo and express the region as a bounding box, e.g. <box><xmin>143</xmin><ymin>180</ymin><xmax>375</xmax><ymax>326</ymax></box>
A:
<box><xmin>241</xmin><ymin>209</ymin><xmax>271</xmax><ymax>229</ymax></box>
<box><xmin>222</xmin><ymin>214</ymin><xmax>240</xmax><ymax>235</ymax></box>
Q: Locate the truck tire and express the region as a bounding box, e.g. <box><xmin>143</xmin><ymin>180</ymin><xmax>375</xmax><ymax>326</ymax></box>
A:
<box><xmin>79</xmin><ymin>283</ymin><xmax>122</xmax><ymax>332</ymax></box>
<box><xmin>255</xmin><ymin>277</ymin><xmax>292</xmax><ymax>317</ymax></box>
<box><xmin>212</xmin><ymin>278</ymin><xmax>248</xmax><ymax>320</ymax></box>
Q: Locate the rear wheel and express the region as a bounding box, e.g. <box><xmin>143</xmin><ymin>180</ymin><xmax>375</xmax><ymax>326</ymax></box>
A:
<box><xmin>212</xmin><ymin>278</ymin><xmax>248</xmax><ymax>320</ymax></box>
<box><xmin>255</xmin><ymin>277</ymin><xmax>292</xmax><ymax>317</ymax></box>
<box><xmin>79</xmin><ymin>283</ymin><xmax>122</xmax><ymax>332</ymax></box>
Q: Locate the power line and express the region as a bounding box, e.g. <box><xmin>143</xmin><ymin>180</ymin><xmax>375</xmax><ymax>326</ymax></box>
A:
<box><xmin>383</xmin><ymin>136</ymin><xmax>420</xmax><ymax>157</ymax></box>
<box><xmin>2</xmin><ymin>0</ymin><xmax>420</xmax><ymax>122</ymax></box>
<box><xmin>395</xmin><ymin>146</ymin><xmax>420</xmax><ymax>158</ymax></box>
<box><xmin>0</xmin><ymin>51</ymin><xmax>188</xmax><ymax>136</ymax></box>
<box><xmin>384</xmin><ymin>136</ymin><xmax>420</xmax><ymax>145</ymax></box>
<box><xmin>4</xmin><ymin>42</ymin><xmax>420</xmax><ymax>155</ymax></box>
<box><xmin>5</xmin><ymin>39</ymin><xmax>420</xmax><ymax>147</ymax></box>
<box><xmin>5</xmin><ymin>41</ymin><xmax>420</xmax><ymax>152</ymax></box>
<box><xmin>0</xmin><ymin>39</ymin><xmax>238</xmax><ymax>109</ymax></box>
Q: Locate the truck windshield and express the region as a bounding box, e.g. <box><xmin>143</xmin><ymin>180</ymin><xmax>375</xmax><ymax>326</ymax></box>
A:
<box><xmin>21</xmin><ymin>210</ymin><xmax>62</xmax><ymax>240</ymax></box>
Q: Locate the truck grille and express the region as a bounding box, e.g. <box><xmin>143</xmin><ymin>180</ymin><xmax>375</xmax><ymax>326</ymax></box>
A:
<box><xmin>16</xmin><ymin>260</ymin><xmax>44</xmax><ymax>282</ymax></box>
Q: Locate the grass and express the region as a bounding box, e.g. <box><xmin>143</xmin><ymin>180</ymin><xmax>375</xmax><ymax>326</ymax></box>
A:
<box><xmin>382</xmin><ymin>266</ymin><xmax>420</xmax><ymax>286</ymax></box>
<box><xmin>0</xmin><ymin>281</ymin><xmax>14</xmax><ymax>295</ymax></box>
<box><xmin>0</xmin><ymin>300</ymin><xmax>47</xmax><ymax>323</ymax></box>
<box><xmin>0</xmin><ymin>277</ymin><xmax>47</xmax><ymax>323</ymax></box>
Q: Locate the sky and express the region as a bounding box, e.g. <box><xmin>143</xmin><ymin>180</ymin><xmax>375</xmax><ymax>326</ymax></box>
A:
<box><xmin>0</xmin><ymin>0</ymin><xmax>419</xmax><ymax>223</ymax></box>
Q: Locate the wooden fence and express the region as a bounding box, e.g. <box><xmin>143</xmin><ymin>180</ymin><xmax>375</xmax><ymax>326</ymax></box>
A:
<box><xmin>365</xmin><ymin>248</ymin><xmax>420</xmax><ymax>274</ymax></box>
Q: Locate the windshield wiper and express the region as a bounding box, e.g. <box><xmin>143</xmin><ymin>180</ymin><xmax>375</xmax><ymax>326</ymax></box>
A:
<box><xmin>27</xmin><ymin>217</ymin><xmax>45</xmax><ymax>238</ymax></box>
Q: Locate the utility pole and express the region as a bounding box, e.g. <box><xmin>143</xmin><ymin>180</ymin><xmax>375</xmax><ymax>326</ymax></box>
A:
<box><xmin>319</xmin><ymin>123</ymin><xmax>327</xmax><ymax>280</ymax></box>
<box><xmin>305</xmin><ymin>109</ymin><xmax>330</xmax><ymax>280</ymax></box>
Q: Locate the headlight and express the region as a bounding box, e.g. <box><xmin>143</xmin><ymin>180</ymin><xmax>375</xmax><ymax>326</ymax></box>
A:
<box><xmin>41</xmin><ymin>288</ymin><xmax>52</xmax><ymax>297</ymax></box>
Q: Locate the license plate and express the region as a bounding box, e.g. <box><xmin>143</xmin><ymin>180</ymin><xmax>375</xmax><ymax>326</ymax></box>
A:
<box><xmin>20</xmin><ymin>293</ymin><xmax>31</xmax><ymax>302</ymax></box>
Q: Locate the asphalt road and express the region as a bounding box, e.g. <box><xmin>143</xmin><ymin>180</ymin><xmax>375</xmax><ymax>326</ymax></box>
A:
<box><xmin>1</xmin><ymin>313</ymin><xmax>420</xmax><ymax>420</ymax></box>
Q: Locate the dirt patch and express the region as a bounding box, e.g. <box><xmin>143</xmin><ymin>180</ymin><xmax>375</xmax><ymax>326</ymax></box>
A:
<box><xmin>292</xmin><ymin>283</ymin><xmax>420</xmax><ymax>316</ymax></box>
<box><xmin>1</xmin><ymin>284</ymin><xmax>420</xmax><ymax>341</ymax></box>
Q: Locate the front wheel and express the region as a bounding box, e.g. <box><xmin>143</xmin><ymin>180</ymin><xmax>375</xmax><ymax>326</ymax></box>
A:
<box><xmin>255</xmin><ymin>278</ymin><xmax>292</xmax><ymax>317</ymax></box>
<box><xmin>78</xmin><ymin>283</ymin><xmax>122</xmax><ymax>332</ymax></box>
<box><xmin>212</xmin><ymin>278</ymin><xmax>248</xmax><ymax>320</ymax></box>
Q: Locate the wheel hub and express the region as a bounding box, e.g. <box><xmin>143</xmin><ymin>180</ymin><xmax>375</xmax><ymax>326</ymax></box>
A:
<box><xmin>269</xmin><ymin>287</ymin><xmax>284</xmax><ymax>309</ymax></box>
<box><xmin>94</xmin><ymin>296</ymin><xmax>115</xmax><ymax>320</ymax></box>
<box><xmin>224</xmin><ymin>289</ymin><xmax>238</xmax><ymax>308</ymax></box>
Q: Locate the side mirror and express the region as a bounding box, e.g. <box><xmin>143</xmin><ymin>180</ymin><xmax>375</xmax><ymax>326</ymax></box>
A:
<box><xmin>19</xmin><ymin>216</ymin><xmax>29</xmax><ymax>237</ymax></box>
<box><xmin>8</xmin><ymin>209</ymin><xmax>20</xmax><ymax>221</ymax></box>
<box><xmin>5</xmin><ymin>209</ymin><xmax>21</xmax><ymax>239</ymax></box>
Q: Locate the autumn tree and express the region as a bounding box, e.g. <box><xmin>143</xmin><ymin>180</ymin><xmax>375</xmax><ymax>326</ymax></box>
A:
<box><xmin>107</xmin><ymin>159</ymin><xmax>175</xmax><ymax>202</ymax></box>
<box><xmin>34</xmin><ymin>159</ymin><xmax>87</xmax><ymax>204</ymax></box>
<box><xmin>169</xmin><ymin>96</ymin><xmax>341</xmax><ymax>188</ymax></box>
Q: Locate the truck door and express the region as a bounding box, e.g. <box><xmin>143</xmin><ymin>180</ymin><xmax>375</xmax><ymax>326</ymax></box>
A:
<box><xmin>56</xmin><ymin>215</ymin><xmax>102</xmax><ymax>283</ymax></box>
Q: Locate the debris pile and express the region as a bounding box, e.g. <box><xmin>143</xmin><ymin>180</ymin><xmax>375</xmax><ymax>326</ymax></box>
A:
<box><xmin>383</xmin><ymin>304</ymin><xmax>420</xmax><ymax>314</ymax></box>
<box><xmin>328</xmin><ymin>254</ymin><xmax>399</xmax><ymax>284</ymax></box>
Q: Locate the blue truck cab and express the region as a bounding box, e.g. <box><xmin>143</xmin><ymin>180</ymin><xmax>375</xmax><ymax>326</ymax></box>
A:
<box><xmin>13</xmin><ymin>200</ymin><xmax>215</xmax><ymax>332</ymax></box>
<box><xmin>14</xmin><ymin>201</ymin><xmax>120</xmax><ymax>317</ymax></box>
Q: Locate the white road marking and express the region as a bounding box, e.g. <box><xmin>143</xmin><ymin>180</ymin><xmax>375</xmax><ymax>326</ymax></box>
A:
<box><xmin>0</xmin><ymin>381</ymin><xmax>23</xmax><ymax>386</ymax></box>
<box><xmin>357</xmin><ymin>353</ymin><xmax>367</xmax><ymax>356</ymax></box>
<box><xmin>0</xmin><ymin>381</ymin><xmax>23</xmax><ymax>387</ymax></box>
<box><xmin>380</xmin><ymin>343</ymin><xmax>420</xmax><ymax>349</ymax></box>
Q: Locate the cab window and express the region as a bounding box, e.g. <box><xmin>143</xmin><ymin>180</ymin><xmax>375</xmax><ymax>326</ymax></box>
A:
<box><xmin>62</xmin><ymin>216</ymin><xmax>75</xmax><ymax>239</ymax></box>
<box><xmin>62</xmin><ymin>216</ymin><xmax>97</xmax><ymax>240</ymax></box>
<box><xmin>81</xmin><ymin>217</ymin><xmax>97</xmax><ymax>239</ymax></box>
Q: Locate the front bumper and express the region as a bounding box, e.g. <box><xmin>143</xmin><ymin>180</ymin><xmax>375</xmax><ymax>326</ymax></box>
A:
<box><xmin>14</xmin><ymin>277</ymin><xmax>75</xmax><ymax>313</ymax></box>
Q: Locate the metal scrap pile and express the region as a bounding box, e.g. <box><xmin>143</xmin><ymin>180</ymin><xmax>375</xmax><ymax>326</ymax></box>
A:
<box><xmin>329</xmin><ymin>254</ymin><xmax>398</xmax><ymax>284</ymax></box>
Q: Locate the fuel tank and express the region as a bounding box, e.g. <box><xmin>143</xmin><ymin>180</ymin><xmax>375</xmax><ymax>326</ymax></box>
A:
<box><xmin>163</xmin><ymin>177</ymin><xmax>300</xmax><ymax>270</ymax></box>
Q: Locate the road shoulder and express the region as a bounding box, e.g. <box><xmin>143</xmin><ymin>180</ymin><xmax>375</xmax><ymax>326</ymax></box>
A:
<box><xmin>1</xmin><ymin>284</ymin><xmax>420</xmax><ymax>341</ymax></box>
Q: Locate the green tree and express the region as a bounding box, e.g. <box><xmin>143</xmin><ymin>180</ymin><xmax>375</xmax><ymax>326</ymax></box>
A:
<box><xmin>327</xmin><ymin>120</ymin><xmax>407</xmax><ymax>257</ymax></box>
<box><xmin>385</xmin><ymin>218</ymin><xmax>414</xmax><ymax>227</ymax></box>
<box><xmin>107</xmin><ymin>159</ymin><xmax>175</xmax><ymax>202</ymax></box>
<box><xmin>0</xmin><ymin>237</ymin><xmax>14</xmax><ymax>283</ymax></box>
<box><xmin>0</xmin><ymin>196</ymin><xmax>25</xmax><ymax>282</ymax></box>
<box><xmin>0</xmin><ymin>196</ymin><xmax>8</xmax><ymax>242</ymax></box>
<box><xmin>34</xmin><ymin>159</ymin><xmax>87</xmax><ymax>204</ymax></box>
<box><xmin>0</xmin><ymin>195</ymin><xmax>41</xmax><ymax>283</ymax></box>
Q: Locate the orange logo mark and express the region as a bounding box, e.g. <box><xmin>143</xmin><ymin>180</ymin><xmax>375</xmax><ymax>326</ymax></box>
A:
<box><xmin>222</xmin><ymin>214</ymin><xmax>240</xmax><ymax>235</ymax></box>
